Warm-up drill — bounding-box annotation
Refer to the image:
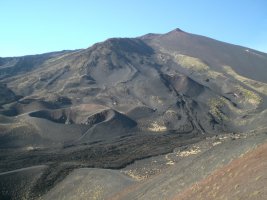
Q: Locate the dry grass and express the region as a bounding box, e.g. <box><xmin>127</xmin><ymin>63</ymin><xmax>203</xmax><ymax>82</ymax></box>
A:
<box><xmin>165</xmin><ymin>154</ymin><xmax>175</xmax><ymax>165</ymax></box>
<box><xmin>174</xmin><ymin>54</ymin><xmax>209</xmax><ymax>72</ymax></box>
<box><xmin>148</xmin><ymin>122</ymin><xmax>167</xmax><ymax>132</ymax></box>
<box><xmin>176</xmin><ymin>146</ymin><xmax>201</xmax><ymax>157</ymax></box>
<box><xmin>235</xmin><ymin>85</ymin><xmax>262</xmax><ymax>106</ymax></box>
<box><xmin>122</xmin><ymin>167</ymin><xmax>161</xmax><ymax>181</ymax></box>
<box><xmin>91</xmin><ymin>185</ymin><xmax>104</xmax><ymax>200</ymax></box>
<box><xmin>208</xmin><ymin>98</ymin><xmax>228</xmax><ymax>121</ymax></box>
<box><xmin>223</xmin><ymin>65</ymin><xmax>267</xmax><ymax>95</ymax></box>
<box><xmin>151</xmin><ymin>95</ymin><xmax>164</xmax><ymax>104</ymax></box>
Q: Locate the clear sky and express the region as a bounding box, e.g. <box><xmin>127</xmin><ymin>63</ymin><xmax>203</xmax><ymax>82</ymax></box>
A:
<box><xmin>1</xmin><ymin>0</ymin><xmax>267</xmax><ymax>57</ymax></box>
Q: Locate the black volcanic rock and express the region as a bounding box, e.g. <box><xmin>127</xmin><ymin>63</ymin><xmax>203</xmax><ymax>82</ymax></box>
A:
<box><xmin>0</xmin><ymin>83</ymin><xmax>18</xmax><ymax>105</ymax></box>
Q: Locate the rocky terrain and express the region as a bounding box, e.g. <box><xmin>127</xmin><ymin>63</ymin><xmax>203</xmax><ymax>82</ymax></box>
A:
<box><xmin>0</xmin><ymin>28</ymin><xmax>266</xmax><ymax>199</ymax></box>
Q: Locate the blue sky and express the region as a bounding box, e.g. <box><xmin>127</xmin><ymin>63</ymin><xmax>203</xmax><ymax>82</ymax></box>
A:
<box><xmin>1</xmin><ymin>0</ymin><xmax>267</xmax><ymax>57</ymax></box>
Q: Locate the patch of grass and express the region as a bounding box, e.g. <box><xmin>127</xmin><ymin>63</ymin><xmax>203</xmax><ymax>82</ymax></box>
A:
<box><xmin>175</xmin><ymin>54</ymin><xmax>209</xmax><ymax>72</ymax></box>
<box><xmin>223</xmin><ymin>65</ymin><xmax>267</xmax><ymax>95</ymax></box>
<box><xmin>176</xmin><ymin>147</ymin><xmax>201</xmax><ymax>157</ymax></box>
<box><xmin>92</xmin><ymin>185</ymin><xmax>104</xmax><ymax>200</ymax></box>
<box><xmin>206</xmin><ymin>70</ymin><xmax>223</xmax><ymax>79</ymax></box>
<box><xmin>148</xmin><ymin>122</ymin><xmax>167</xmax><ymax>132</ymax></box>
<box><xmin>236</xmin><ymin>85</ymin><xmax>262</xmax><ymax>106</ymax></box>
<box><xmin>174</xmin><ymin>54</ymin><xmax>227</xmax><ymax>80</ymax></box>
<box><xmin>250</xmin><ymin>190</ymin><xmax>261</xmax><ymax>197</ymax></box>
<box><xmin>255</xmin><ymin>175</ymin><xmax>262</xmax><ymax>181</ymax></box>
<box><xmin>160</xmin><ymin>50</ymin><xmax>227</xmax><ymax>81</ymax></box>
<box><xmin>209</xmin><ymin>97</ymin><xmax>228</xmax><ymax>121</ymax></box>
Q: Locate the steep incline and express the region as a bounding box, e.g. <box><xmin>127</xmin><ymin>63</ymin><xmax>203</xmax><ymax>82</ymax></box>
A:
<box><xmin>174</xmin><ymin>140</ymin><xmax>267</xmax><ymax>200</ymax></box>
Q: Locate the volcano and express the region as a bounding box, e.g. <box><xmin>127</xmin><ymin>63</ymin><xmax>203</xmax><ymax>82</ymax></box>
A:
<box><xmin>0</xmin><ymin>28</ymin><xmax>267</xmax><ymax>199</ymax></box>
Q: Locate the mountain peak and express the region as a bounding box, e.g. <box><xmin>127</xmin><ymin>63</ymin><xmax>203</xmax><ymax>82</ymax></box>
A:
<box><xmin>173</xmin><ymin>28</ymin><xmax>184</xmax><ymax>32</ymax></box>
<box><xmin>164</xmin><ymin>28</ymin><xmax>186</xmax><ymax>36</ymax></box>
<box><xmin>167</xmin><ymin>28</ymin><xmax>185</xmax><ymax>33</ymax></box>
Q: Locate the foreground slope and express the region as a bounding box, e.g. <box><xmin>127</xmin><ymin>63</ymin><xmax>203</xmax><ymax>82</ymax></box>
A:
<box><xmin>174</xmin><ymin>138</ymin><xmax>267</xmax><ymax>200</ymax></box>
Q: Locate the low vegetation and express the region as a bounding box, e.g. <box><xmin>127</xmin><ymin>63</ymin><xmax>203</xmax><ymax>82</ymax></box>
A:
<box><xmin>223</xmin><ymin>65</ymin><xmax>267</xmax><ymax>95</ymax></box>
<box><xmin>208</xmin><ymin>97</ymin><xmax>228</xmax><ymax>121</ymax></box>
<box><xmin>235</xmin><ymin>85</ymin><xmax>262</xmax><ymax>106</ymax></box>
<box><xmin>148</xmin><ymin>122</ymin><xmax>167</xmax><ymax>132</ymax></box>
<box><xmin>174</xmin><ymin>54</ymin><xmax>209</xmax><ymax>72</ymax></box>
